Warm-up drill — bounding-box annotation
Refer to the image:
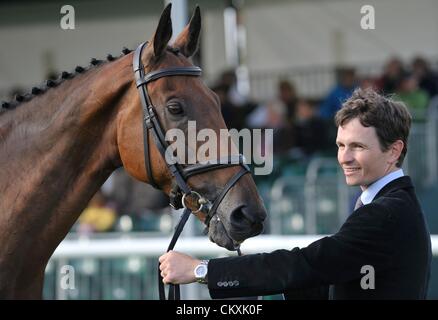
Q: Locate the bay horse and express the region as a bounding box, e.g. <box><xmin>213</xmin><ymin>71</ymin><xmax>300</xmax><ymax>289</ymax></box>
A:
<box><xmin>0</xmin><ymin>5</ymin><xmax>266</xmax><ymax>299</ymax></box>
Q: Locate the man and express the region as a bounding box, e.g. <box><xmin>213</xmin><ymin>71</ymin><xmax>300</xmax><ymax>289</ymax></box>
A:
<box><xmin>159</xmin><ymin>89</ymin><xmax>431</xmax><ymax>299</ymax></box>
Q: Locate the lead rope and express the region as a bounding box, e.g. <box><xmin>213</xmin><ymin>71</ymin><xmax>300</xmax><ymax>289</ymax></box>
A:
<box><xmin>158</xmin><ymin>208</ymin><xmax>191</xmax><ymax>300</ymax></box>
<box><xmin>158</xmin><ymin>208</ymin><xmax>243</xmax><ymax>300</ymax></box>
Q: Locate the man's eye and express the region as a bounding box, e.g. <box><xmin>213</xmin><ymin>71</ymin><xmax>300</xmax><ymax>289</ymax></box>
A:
<box><xmin>167</xmin><ymin>103</ymin><xmax>184</xmax><ymax>115</ymax></box>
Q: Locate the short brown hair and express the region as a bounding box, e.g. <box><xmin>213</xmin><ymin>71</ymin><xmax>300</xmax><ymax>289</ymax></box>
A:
<box><xmin>335</xmin><ymin>88</ymin><xmax>412</xmax><ymax>167</ymax></box>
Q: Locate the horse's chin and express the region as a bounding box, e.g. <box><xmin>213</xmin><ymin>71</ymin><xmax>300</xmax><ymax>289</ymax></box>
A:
<box><xmin>207</xmin><ymin>217</ymin><xmax>241</xmax><ymax>251</ymax></box>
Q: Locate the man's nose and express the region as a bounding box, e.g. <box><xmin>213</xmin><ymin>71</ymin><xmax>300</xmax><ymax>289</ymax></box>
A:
<box><xmin>339</xmin><ymin>148</ymin><xmax>354</xmax><ymax>164</ymax></box>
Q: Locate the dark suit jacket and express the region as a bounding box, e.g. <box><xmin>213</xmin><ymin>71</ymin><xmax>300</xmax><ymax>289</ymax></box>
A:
<box><xmin>208</xmin><ymin>176</ymin><xmax>432</xmax><ymax>299</ymax></box>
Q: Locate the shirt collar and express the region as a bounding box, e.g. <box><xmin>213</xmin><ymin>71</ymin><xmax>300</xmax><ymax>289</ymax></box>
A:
<box><xmin>361</xmin><ymin>169</ymin><xmax>404</xmax><ymax>205</ymax></box>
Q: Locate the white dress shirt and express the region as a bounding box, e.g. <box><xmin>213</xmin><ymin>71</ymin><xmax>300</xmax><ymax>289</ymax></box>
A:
<box><xmin>360</xmin><ymin>169</ymin><xmax>405</xmax><ymax>205</ymax></box>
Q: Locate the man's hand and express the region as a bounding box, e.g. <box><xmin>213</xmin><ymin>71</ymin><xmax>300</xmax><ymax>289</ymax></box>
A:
<box><xmin>158</xmin><ymin>250</ymin><xmax>201</xmax><ymax>284</ymax></box>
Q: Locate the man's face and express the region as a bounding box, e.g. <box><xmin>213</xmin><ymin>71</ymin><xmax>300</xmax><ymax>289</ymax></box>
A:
<box><xmin>336</xmin><ymin>118</ymin><xmax>398</xmax><ymax>190</ymax></box>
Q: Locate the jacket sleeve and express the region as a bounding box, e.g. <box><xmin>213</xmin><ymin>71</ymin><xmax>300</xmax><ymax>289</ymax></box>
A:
<box><xmin>208</xmin><ymin>202</ymin><xmax>398</xmax><ymax>299</ymax></box>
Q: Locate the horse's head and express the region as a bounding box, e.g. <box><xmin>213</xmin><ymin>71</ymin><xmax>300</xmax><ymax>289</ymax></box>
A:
<box><xmin>117</xmin><ymin>4</ymin><xmax>266</xmax><ymax>250</ymax></box>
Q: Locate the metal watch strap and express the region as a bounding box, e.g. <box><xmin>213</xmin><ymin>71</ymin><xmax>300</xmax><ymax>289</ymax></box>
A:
<box><xmin>195</xmin><ymin>260</ymin><xmax>209</xmax><ymax>284</ymax></box>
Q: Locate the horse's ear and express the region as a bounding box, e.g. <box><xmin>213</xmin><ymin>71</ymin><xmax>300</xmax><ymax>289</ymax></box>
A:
<box><xmin>152</xmin><ymin>3</ymin><xmax>173</xmax><ymax>58</ymax></box>
<box><xmin>173</xmin><ymin>6</ymin><xmax>201</xmax><ymax>57</ymax></box>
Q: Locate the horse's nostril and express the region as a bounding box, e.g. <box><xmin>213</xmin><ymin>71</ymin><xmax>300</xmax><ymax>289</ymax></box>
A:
<box><xmin>230</xmin><ymin>206</ymin><xmax>252</xmax><ymax>224</ymax></box>
<box><xmin>230</xmin><ymin>206</ymin><xmax>265</xmax><ymax>236</ymax></box>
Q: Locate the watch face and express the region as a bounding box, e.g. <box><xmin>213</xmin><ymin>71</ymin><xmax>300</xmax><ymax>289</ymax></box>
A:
<box><xmin>195</xmin><ymin>264</ymin><xmax>207</xmax><ymax>278</ymax></box>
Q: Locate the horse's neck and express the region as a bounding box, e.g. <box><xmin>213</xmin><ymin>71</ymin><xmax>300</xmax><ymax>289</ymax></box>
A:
<box><xmin>0</xmin><ymin>56</ymin><xmax>132</xmax><ymax>263</ymax></box>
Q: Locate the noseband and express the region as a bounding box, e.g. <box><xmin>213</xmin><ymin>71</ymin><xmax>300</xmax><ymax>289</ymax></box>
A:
<box><xmin>133</xmin><ymin>42</ymin><xmax>248</xmax><ymax>300</ymax></box>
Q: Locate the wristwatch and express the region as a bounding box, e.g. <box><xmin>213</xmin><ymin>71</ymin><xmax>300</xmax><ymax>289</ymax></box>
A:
<box><xmin>194</xmin><ymin>260</ymin><xmax>209</xmax><ymax>284</ymax></box>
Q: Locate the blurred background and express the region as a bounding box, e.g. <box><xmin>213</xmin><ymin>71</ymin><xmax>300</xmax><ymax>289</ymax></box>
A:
<box><xmin>1</xmin><ymin>0</ymin><xmax>438</xmax><ymax>299</ymax></box>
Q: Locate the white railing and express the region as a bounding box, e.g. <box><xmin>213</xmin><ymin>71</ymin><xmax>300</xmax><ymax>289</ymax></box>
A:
<box><xmin>52</xmin><ymin>234</ymin><xmax>438</xmax><ymax>258</ymax></box>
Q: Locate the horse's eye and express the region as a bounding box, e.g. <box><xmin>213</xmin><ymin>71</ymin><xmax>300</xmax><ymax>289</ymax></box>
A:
<box><xmin>167</xmin><ymin>103</ymin><xmax>184</xmax><ymax>115</ymax></box>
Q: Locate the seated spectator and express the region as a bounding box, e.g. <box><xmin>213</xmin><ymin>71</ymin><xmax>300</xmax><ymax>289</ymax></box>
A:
<box><xmin>218</xmin><ymin>69</ymin><xmax>248</xmax><ymax>108</ymax></box>
<box><xmin>293</xmin><ymin>99</ymin><xmax>329</xmax><ymax>157</ymax></box>
<box><xmin>77</xmin><ymin>191</ymin><xmax>117</xmax><ymax>233</ymax></box>
<box><xmin>394</xmin><ymin>74</ymin><xmax>429</xmax><ymax>122</ymax></box>
<box><xmin>246</xmin><ymin>98</ymin><xmax>294</xmax><ymax>155</ymax></box>
<box><xmin>375</xmin><ymin>57</ymin><xmax>406</xmax><ymax>94</ymax></box>
<box><xmin>215</xmin><ymin>70</ymin><xmax>257</xmax><ymax>130</ymax></box>
<box><xmin>319</xmin><ymin>66</ymin><xmax>357</xmax><ymax>119</ymax></box>
<box><xmin>411</xmin><ymin>56</ymin><xmax>438</xmax><ymax>98</ymax></box>
<box><xmin>213</xmin><ymin>83</ymin><xmax>242</xmax><ymax>130</ymax></box>
<box><xmin>278</xmin><ymin>79</ymin><xmax>298</xmax><ymax>123</ymax></box>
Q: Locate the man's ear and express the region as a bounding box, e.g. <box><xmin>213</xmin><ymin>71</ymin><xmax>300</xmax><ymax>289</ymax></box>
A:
<box><xmin>172</xmin><ymin>6</ymin><xmax>201</xmax><ymax>57</ymax></box>
<box><xmin>151</xmin><ymin>3</ymin><xmax>173</xmax><ymax>59</ymax></box>
<box><xmin>390</xmin><ymin>140</ymin><xmax>404</xmax><ymax>164</ymax></box>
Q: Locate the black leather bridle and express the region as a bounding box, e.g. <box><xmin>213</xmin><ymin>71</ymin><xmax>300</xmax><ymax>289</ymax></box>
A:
<box><xmin>133</xmin><ymin>42</ymin><xmax>247</xmax><ymax>300</ymax></box>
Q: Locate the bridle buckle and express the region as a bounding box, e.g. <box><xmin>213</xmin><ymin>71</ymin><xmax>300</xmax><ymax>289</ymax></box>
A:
<box><xmin>181</xmin><ymin>190</ymin><xmax>210</xmax><ymax>214</ymax></box>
